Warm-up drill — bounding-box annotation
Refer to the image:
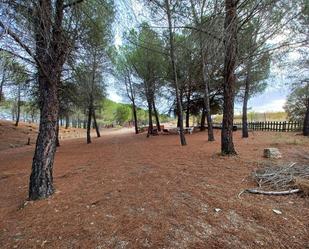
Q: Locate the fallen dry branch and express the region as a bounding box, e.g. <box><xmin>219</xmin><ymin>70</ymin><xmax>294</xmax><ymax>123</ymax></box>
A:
<box><xmin>245</xmin><ymin>188</ymin><xmax>300</xmax><ymax>195</ymax></box>
<box><xmin>241</xmin><ymin>162</ymin><xmax>309</xmax><ymax>197</ymax></box>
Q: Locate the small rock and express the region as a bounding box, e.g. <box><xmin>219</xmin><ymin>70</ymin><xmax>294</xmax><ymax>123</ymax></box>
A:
<box><xmin>214</xmin><ymin>208</ymin><xmax>222</xmax><ymax>213</ymax></box>
<box><xmin>255</xmin><ymin>240</ymin><xmax>264</xmax><ymax>246</ymax></box>
<box><xmin>41</xmin><ymin>240</ymin><xmax>47</xmax><ymax>247</ymax></box>
<box><xmin>272</xmin><ymin>209</ymin><xmax>282</xmax><ymax>214</ymax></box>
<box><xmin>264</xmin><ymin>148</ymin><xmax>282</xmax><ymax>159</ymax></box>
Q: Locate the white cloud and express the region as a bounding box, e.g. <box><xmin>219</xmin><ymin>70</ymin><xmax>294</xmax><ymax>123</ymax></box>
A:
<box><xmin>250</xmin><ymin>99</ymin><xmax>286</xmax><ymax>112</ymax></box>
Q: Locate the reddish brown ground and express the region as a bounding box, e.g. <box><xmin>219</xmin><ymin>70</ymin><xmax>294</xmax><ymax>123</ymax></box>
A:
<box><xmin>0</xmin><ymin>120</ymin><xmax>101</xmax><ymax>151</ymax></box>
<box><xmin>0</xmin><ymin>124</ymin><xmax>308</xmax><ymax>249</ymax></box>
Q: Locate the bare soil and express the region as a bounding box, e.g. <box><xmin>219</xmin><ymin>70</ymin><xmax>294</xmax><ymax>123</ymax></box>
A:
<box><xmin>0</xmin><ymin>124</ymin><xmax>308</xmax><ymax>249</ymax></box>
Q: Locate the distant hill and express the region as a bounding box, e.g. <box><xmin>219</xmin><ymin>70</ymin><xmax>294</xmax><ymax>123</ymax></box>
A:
<box><xmin>96</xmin><ymin>98</ymin><xmax>171</xmax><ymax>126</ymax></box>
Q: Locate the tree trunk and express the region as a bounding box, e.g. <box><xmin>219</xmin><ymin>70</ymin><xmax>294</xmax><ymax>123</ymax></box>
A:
<box><xmin>29</xmin><ymin>0</ymin><xmax>68</xmax><ymax>200</ymax></box>
<box><xmin>56</xmin><ymin>118</ymin><xmax>60</xmax><ymax>147</ymax></box>
<box><xmin>153</xmin><ymin>100</ymin><xmax>161</xmax><ymax>131</ymax></box>
<box><xmin>200</xmin><ymin>104</ymin><xmax>206</xmax><ymax>131</ymax></box>
<box><xmin>190</xmin><ymin>0</ymin><xmax>214</xmax><ymax>140</ymax></box>
<box><xmin>65</xmin><ymin>113</ymin><xmax>69</xmax><ymax>129</ymax></box>
<box><xmin>83</xmin><ymin>118</ymin><xmax>86</xmax><ymax>129</ymax></box>
<box><xmin>201</xmin><ymin>48</ymin><xmax>214</xmax><ymax>141</ymax></box>
<box><xmin>147</xmin><ymin>99</ymin><xmax>153</xmax><ymax>136</ymax></box>
<box><xmin>15</xmin><ymin>84</ymin><xmax>21</xmax><ymax>127</ymax></box>
<box><xmin>0</xmin><ymin>72</ymin><xmax>5</xmax><ymax>102</ymax></box>
<box><xmin>242</xmin><ymin>66</ymin><xmax>251</xmax><ymax>138</ymax></box>
<box><xmin>221</xmin><ymin>0</ymin><xmax>237</xmax><ymax>155</ymax></box>
<box><xmin>132</xmin><ymin>99</ymin><xmax>139</xmax><ymax>134</ymax></box>
<box><xmin>165</xmin><ymin>0</ymin><xmax>186</xmax><ymax>146</ymax></box>
<box><xmin>185</xmin><ymin>90</ymin><xmax>190</xmax><ymax>128</ymax></box>
<box><xmin>303</xmin><ymin>98</ymin><xmax>309</xmax><ymax>136</ymax></box>
<box><xmin>87</xmin><ymin>104</ymin><xmax>92</xmax><ymax>144</ymax></box>
<box><xmin>29</xmin><ymin>76</ymin><xmax>59</xmax><ymax>200</ymax></box>
<box><xmin>177</xmin><ymin>111</ymin><xmax>181</xmax><ymax>127</ymax></box>
<box><xmin>92</xmin><ymin>109</ymin><xmax>101</xmax><ymax>137</ymax></box>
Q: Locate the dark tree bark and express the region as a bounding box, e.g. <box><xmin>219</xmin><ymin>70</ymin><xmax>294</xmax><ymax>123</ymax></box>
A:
<box><xmin>147</xmin><ymin>99</ymin><xmax>153</xmax><ymax>136</ymax></box>
<box><xmin>0</xmin><ymin>72</ymin><xmax>5</xmax><ymax>102</ymax></box>
<box><xmin>92</xmin><ymin>109</ymin><xmax>101</xmax><ymax>137</ymax></box>
<box><xmin>165</xmin><ymin>0</ymin><xmax>186</xmax><ymax>146</ymax></box>
<box><xmin>15</xmin><ymin>84</ymin><xmax>21</xmax><ymax>127</ymax></box>
<box><xmin>29</xmin><ymin>0</ymin><xmax>74</xmax><ymax>200</ymax></box>
<box><xmin>200</xmin><ymin>104</ymin><xmax>206</xmax><ymax>131</ymax></box>
<box><xmin>132</xmin><ymin>99</ymin><xmax>139</xmax><ymax>134</ymax></box>
<box><xmin>221</xmin><ymin>0</ymin><xmax>238</xmax><ymax>155</ymax></box>
<box><xmin>185</xmin><ymin>90</ymin><xmax>191</xmax><ymax>128</ymax></box>
<box><xmin>87</xmin><ymin>104</ymin><xmax>92</xmax><ymax>144</ymax></box>
<box><xmin>303</xmin><ymin>98</ymin><xmax>309</xmax><ymax>136</ymax></box>
<box><xmin>242</xmin><ymin>63</ymin><xmax>252</xmax><ymax>138</ymax></box>
<box><xmin>153</xmin><ymin>100</ymin><xmax>161</xmax><ymax>131</ymax></box>
<box><xmin>126</xmin><ymin>74</ymin><xmax>139</xmax><ymax>134</ymax></box>
<box><xmin>29</xmin><ymin>76</ymin><xmax>59</xmax><ymax>200</ymax></box>
<box><xmin>65</xmin><ymin>113</ymin><xmax>69</xmax><ymax>129</ymax></box>
<box><xmin>56</xmin><ymin>119</ymin><xmax>60</xmax><ymax>147</ymax></box>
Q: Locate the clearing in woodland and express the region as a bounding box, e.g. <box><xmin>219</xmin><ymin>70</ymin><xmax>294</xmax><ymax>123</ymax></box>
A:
<box><xmin>0</xmin><ymin>127</ymin><xmax>308</xmax><ymax>249</ymax></box>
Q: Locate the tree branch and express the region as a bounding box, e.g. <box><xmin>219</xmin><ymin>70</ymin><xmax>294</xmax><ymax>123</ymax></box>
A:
<box><xmin>63</xmin><ymin>0</ymin><xmax>85</xmax><ymax>9</ymax></box>
<box><xmin>0</xmin><ymin>21</ymin><xmax>50</xmax><ymax>83</ymax></box>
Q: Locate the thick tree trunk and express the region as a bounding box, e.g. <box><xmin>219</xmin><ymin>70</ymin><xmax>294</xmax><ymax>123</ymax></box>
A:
<box><xmin>166</xmin><ymin>0</ymin><xmax>186</xmax><ymax>146</ymax></box>
<box><xmin>303</xmin><ymin>98</ymin><xmax>309</xmax><ymax>136</ymax></box>
<box><xmin>221</xmin><ymin>0</ymin><xmax>237</xmax><ymax>155</ymax></box>
<box><xmin>92</xmin><ymin>109</ymin><xmax>101</xmax><ymax>138</ymax></box>
<box><xmin>177</xmin><ymin>112</ymin><xmax>181</xmax><ymax>127</ymax></box>
<box><xmin>15</xmin><ymin>84</ymin><xmax>21</xmax><ymax>127</ymax></box>
<box><xmin>153</xmin><ymin>100</ymin><xmax>161</xmax><ymax>131</ymax></box>
<box><xmin>87</xmin><ymin>105</ymin><xmax>92</xmax><ymax>144</ymax></box>
<box><xmin>29</xmin><ymin>0</ymin><xmax>68</xmax><ymax>200</ymax></box>
<box><xmin>147</xmin><ymin>99</ymin><xmax>153</xmax><ymax>136</ymax></box>
<box><xmin>29</xmin><ymin>76</ymin><xmax>59</xmax><ymax>200</ymax></box>
<box><xmin>132</xmin><ymin>99</ymin><xmax>139</xmax><ymax>134</ymax></box>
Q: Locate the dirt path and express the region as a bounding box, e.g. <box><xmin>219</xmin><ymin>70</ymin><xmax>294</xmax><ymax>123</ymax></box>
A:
<box><xmin>0</xmin><ymin>130</ymin><xmax>308</xmax><ymax>248</ymax></box>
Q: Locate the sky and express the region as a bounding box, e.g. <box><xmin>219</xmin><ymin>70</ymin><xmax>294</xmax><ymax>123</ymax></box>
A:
<box><xmin>106</xmin><ymin>0</ymin><xmax>293</xmax><ymax>114</ymax></box>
